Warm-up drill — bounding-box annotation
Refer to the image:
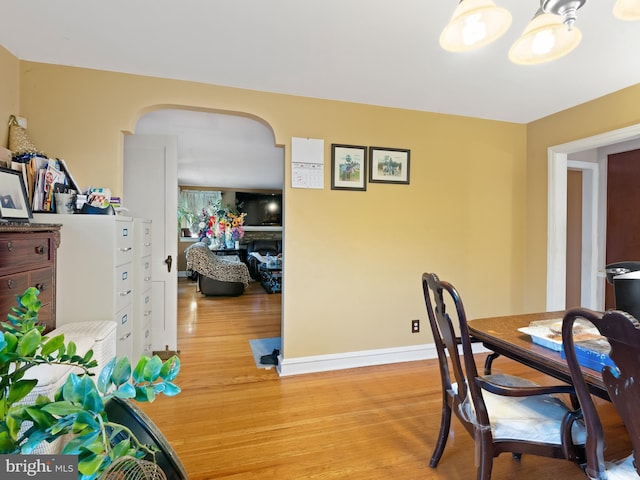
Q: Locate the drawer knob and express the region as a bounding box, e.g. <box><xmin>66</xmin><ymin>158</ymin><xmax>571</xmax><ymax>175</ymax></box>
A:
<box><xmin>35</xmin><ymin>245</ymin><xmax>46</xmax><ymax>255</ymax></box>
<box><xmin>6</xmin><ymin>241</ymin><xmax>13</xmax><ymax>251</ymax></box>
<box><xmin>35</xmin><ymin>283</ymin><xmax>47</xmax><ymax>291</ymax></box>
<box><xmin>7</xmin><ymin>279</ymin><xmax>15</xmax><ymax>289</ymax></box>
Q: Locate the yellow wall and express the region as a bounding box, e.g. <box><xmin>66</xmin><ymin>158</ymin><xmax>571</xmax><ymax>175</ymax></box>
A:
<box><xmin>13</xmin><ymin>61</ymin><xmax>528</xmax><ymax>359</ymax></box>
<box><xmin>525</xmin><ymin>84</ymin><xmax>640</xmax><ymax>312</ymax></box>
<box><xmin>0</xmin><ymin>45</ymin><xmax>19</xmax><ymax>149</ymax></box>
<box><xmin>6</xmin><ymin>50</ymin><xmax>640</xmax><ymax>364</ymax></box>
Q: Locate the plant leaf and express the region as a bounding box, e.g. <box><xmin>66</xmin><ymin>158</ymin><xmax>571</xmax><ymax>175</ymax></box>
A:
<box><xmin>161</xmin><ymin>381</ymin><xmax>181</xmax><ymax>397</ymax></box>
<box><xmin>111</xmin><ymin>357</ymin><xmax>131</xmax><ymax>386</ymax></box>
<box><xmin>159</xmin><ymin>355</ymin><xmax>181</xmax><ymax>381</ymax></box>
<box><xmin>41</xmin><ymin>401</ymin><xmax>85</xmax><ymax>417</ymax></box>
<box><xmin>66</xmin><ymin>341</ymin><xmax>77</xmax><ymax>357</ymax></box>
<box><xmin>132</xmin><ymin>355</ymin><xmax>149</xmax><ymax>383</ymax></box>
<box><xmin>72</xmin><ymin>411</ymin><xmax>100</xmax><ymax>434</ymax></box>
<box><xmin>3</xmin><ymin>332</ymin><xmax>17</xmax><ymax>353</ymax></box>
<box><xmin>97</xmin><ymin>357</ymin><xmax>115</xmax><ymax>394</ymax></box>
<box><xmin>63</xmin><ymin>430</ymin><xmax>100</xmax><ymax>455</ymax></box>
<box><xmin>142</xmin><ymin>355</ymin><xmax>162</xmax><ymax>382</ymax></box>
<box><xmin>41</xmin><ymin>334</ymin><xmax>65</xmax><ymax>357</ymax></box>
<box><xmin>112</xmin><ymin>383</ymin><xmax>136</xmax><ymax>399</ymax></box>
<box><xmin>20</xmin><ymin>429</ymin><xmax>50</xmax><ymax>454</ymax></box>
<box><xmin>7</xmin><ymin>379</ymin><xmax>38</xmax><ymax>404</ymax></box>
<box><xmin>17</xmin><ymin>328</ymin><xmax>41</xmax><ymax>356</ymax></box>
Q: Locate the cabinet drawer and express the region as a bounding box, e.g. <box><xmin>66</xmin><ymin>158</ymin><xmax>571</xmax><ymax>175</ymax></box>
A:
<box><xmin>138</xmin><ymin>223</ymin><xmax>152</xmax><ymax>257</ymax></box>
<box><xmin>141</xmin><ymin>319</ymin><xmax>153</xmax><ymax>356</ymax></box>
<box><xmin>0</xmin><ymin>234</ymin><xmax>53</xmax><ymax>274</ymax></box>
<box><xmin>139</xmin><ymin>290</ymin><xmax>152</xmax><ymax>321</ymax></box>
<box><xmin>115</xmin><ymin>221</ymin><xmax>134</xmax><ymax>267</ymax></box>
<box><xmin>139</xmin><ymin>256</ymin><xmax>152</xmax><ymax>290</ymax></box>
<box><xmin>114</xmin><ymin>263</ymin><xmax>133</xmax><ymax>312</ymax></box>
<box><xmin>114</xmin><ymin>304</ymin><xmax>133</xmax><ymax>359</ymax></box>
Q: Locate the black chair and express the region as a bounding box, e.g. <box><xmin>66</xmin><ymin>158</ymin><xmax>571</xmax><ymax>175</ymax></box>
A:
<box><xmin>422</xmin><ymin>272</ymin><xmax>585</xmax><ymax>480</ymax></box>
<box><xmin>562</xmin><ymin>307</ymin><xmax>640</xmax><ymax>479</ymax></box>
<box><xmin>246</xmin><ymin>239</ymin><xmax>281</xmax><ymax>280</ymax></box>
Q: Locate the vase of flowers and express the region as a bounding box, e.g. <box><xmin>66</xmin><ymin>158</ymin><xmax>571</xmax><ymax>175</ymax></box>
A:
<box><xmin>198</xmin><ymin>203</ymin><xmax>246</xmax><ymax>249</ymax></box>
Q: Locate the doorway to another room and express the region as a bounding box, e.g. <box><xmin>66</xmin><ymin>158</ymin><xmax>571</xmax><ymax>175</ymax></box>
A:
<box><xmin>547</xmin><ymin>124</ymin><xmax>640</xmax><ymax>312</ymax></box>
<box><xmin>124</xmin><ymin>108</ymin><xmax>285</xmax><ymax>358</ymax></box>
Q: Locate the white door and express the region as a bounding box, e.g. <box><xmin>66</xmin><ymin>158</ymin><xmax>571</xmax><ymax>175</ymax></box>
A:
<box><xmin>123</xmin><ymin>135</ymin><xmax>179</xmax><ymax>353</ymax></box>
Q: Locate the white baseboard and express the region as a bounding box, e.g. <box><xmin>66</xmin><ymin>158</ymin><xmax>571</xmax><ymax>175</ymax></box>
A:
<box><xmin>276</xmin><ymin>342</ymin><xmax>490</xmax><ymax>376</ymax></box>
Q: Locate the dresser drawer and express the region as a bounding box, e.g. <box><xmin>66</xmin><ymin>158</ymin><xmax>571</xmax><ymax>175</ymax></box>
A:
<box><xmin>0</xmin><ymin>234</ymin><xmax>53</xmax><ymax>275</ymax></box>
<box><xmin>0</xmin><ymin>273</ymin><xmax>29</xmax><ymax>315</ymax></box>
<box><xmin>36</xmin><ymin>302</ymin><xmax>54</xmax><ymax>333</ymax></box>
<box><xmin>30</xmin><ymin>267</ymin><xmax>54</xmax><ymax>306</ymax></box>
<box><xmin>0</xmin><ymin>269</ymin><xmax>54</xmax><ymax>332</ymax></box>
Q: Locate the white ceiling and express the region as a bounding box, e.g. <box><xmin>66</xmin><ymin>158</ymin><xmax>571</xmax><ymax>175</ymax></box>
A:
<box><xmin>2</xmin><ymin>0</ymin><xmax>639</xmax><ymax>187</ymax></box>
<box><xmin>135</xmin><ymin>109</ymin><xmax>284</xmax><ymax>190</ymax></box>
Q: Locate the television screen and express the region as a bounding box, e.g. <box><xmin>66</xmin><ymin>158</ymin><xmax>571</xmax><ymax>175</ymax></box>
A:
<box><xmin>235</xmin><ymin>192</ymin><xmax>281</xmax><ymax>226</ymax></box>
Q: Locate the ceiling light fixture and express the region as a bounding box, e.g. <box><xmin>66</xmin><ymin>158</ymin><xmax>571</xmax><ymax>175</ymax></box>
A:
<box><xmin>614</xmin><ymin>0</ymin><xmax>640</xmax><ymax>20</ymax></box>
<box><xmin>441</xmin><ymin>0</ymin><xmax>638</xmax><ymax>65</ymax></box>
<box><xmin>508</xmin><ymin>9</ymin><xmax>582</xmax><ymax>65</ymax></box>
<box><xmin>439</xmin><ymin>0</ymin><xmax>512</xmax><ymax>52</ymax></box>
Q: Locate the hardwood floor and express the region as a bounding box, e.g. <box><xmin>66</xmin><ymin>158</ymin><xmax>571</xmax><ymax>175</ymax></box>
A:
<box><xmin>138</xmin><ymin>278</ymin><xmax>629</xmax><ymax>480</ymax></box>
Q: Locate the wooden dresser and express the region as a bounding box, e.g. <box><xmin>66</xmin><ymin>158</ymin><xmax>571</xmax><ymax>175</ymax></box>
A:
<box><xmin>0</xmin><ymin>223</ymin><xmax>61</xmax><ymax>333</ymax></box>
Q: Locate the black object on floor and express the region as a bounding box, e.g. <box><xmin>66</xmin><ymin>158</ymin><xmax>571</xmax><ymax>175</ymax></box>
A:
<box><xmin>260</xmin><ymin>349</ymin><xmax>280</xmax><ymax>365</ymax></box>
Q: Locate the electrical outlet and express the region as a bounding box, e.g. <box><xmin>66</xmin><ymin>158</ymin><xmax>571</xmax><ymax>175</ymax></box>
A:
<box><xmin>411</xmin><ymin>319</ymin><xmax>420</xmax><ymax>333</ymax></box>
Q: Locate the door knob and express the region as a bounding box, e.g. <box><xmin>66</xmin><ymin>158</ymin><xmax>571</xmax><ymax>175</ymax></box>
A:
<box><xmin>165</xmin><ymin>255</ymin><xmax>172</xmax><ymax>272</ymax></box>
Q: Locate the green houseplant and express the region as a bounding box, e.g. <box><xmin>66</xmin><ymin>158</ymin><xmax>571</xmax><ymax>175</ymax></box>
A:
<box><xmin>177</xmin><ymin>205</ymin><xmax>199</xmax><ymax>236</ymax></box>
<box><xmin>0</xmin><ymin>287</ymin><xmax>181</xmax><ymax>480</ymax></box>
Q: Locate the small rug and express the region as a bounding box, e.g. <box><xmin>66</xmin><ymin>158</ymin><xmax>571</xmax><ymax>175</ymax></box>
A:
<box><xmin>249</xmin><ymin>337</ymin><xmax>281</xmax><ymax>370</ymax></box>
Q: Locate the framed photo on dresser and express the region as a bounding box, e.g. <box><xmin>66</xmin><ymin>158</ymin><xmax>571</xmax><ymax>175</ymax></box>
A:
<box><xmin>0</xmin><ymin>167</ymin><xmax>32</xmax><ymax>221</ymax></box>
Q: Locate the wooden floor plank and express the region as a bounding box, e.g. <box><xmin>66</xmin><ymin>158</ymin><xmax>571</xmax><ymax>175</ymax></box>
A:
<box><xmin>138</xmin><ymin>278</ymin><xmax>629</xmax><ymax>479</ymax></box>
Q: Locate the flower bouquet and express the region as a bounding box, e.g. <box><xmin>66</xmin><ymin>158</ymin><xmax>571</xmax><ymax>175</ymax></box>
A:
<box><xmin>198</xmin><ymin>203</ymin><xmax>246</xmax><ymax>249</ymax></box>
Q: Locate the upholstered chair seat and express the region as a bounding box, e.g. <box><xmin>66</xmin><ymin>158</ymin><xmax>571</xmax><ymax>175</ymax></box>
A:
<box><xmin>454</xmin><ymin>374</ymin><xmax>586</xmax><ymax>445</ymax></box>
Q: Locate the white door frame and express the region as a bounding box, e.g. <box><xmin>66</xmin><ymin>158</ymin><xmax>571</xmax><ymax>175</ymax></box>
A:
<box><xmin>547</xmin><ymin>123</ymin><xmax>640</xmax><ymax>311</ymax></box>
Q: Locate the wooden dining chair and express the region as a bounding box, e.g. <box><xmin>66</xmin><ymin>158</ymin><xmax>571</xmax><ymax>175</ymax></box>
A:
<box><xmin>562</xmin><ymin>307</ymin><xmax>640</xmax><ymax>479</ymax></box>
<box><xmin>422</xmin><ymin>272</ymin><xmax>586</xmax><ymax>480</ymax></box>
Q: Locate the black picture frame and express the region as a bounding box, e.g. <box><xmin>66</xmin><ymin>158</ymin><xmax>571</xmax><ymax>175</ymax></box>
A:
<box><xmin>369</xmin><ymin>146</ymin><xmax>410</xmax><ymax>184</ymax></box>
<box><xmin>0</xmin><ymin>167</ymin><xmax>32</xmax><ymax>221</ymax></box>
<box><xmin>331</xmin><ymin>144</ymin><xmax>367</xmax><ymax>191</ymax></box>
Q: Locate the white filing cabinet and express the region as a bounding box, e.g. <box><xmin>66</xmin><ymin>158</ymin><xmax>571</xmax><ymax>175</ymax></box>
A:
<box><xmin>133</xmin><ymin>219</ymin><xmax>153</xmax><ymax>358</ymax></box>
<box><xmin>33</xmin><ymin>214</ymin><xmax>136</xmax><ymax>360</ymax></box>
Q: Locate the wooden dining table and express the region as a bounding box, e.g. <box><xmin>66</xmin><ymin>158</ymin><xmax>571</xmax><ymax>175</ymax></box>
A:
<box><xmin>468</xmin><ymin>311</ymin><xmax>609</xmax><ymax>401</ymax></box>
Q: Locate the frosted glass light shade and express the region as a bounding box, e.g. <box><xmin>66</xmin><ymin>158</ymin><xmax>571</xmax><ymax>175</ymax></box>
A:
<box><xmin>614</xmin><ymin>0</ymin><xmax>640</xmax><ymax>20</ymax></box>
<box><xmin>440</xmin><ymin>0</ymin><xmax>512</xmax><ymax>52</ymax></box>
<box><xmin>508</xmin><ymin>12</ymin><xmax>582</xmax><ymax>65</ymax></box>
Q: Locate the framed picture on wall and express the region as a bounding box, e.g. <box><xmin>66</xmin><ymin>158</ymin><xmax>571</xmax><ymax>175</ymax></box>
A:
<box><xmin>331</xmin><ymin>144</ymin><xmax>367</xmax><ymax>191</ymax></box>
<box><xmin>0</xmin><ymin>167</ymin><xmax>32</xmax><ymax>221</ymax></box>
<box><xmin>369</xmin><ymin>146</ymin><xmax>410</xmax><ymax>184</ymax></box>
